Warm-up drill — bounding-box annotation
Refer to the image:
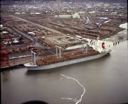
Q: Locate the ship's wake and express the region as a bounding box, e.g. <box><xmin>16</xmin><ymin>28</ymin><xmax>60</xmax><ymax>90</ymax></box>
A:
<box><xmin>60</xmin><ymin>74</ymin><xmax>86</xmax><ymax>104</ymax></box>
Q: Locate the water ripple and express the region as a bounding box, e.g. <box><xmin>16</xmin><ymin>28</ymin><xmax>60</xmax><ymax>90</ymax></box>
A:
<box><xmin>60</xmin><ymin>74</ymin><xmax>86</xmax><ymax>104</ymax></box>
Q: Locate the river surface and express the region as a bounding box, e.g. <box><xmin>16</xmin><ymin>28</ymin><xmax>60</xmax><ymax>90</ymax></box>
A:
<box><xmin>1</xmin><ymin>41</ymin><xmax>128</xmax><ymax>104</ymax></box>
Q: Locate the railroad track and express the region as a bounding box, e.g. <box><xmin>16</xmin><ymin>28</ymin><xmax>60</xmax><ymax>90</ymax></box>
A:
<box><xmin>10</xmin><ymin>15</ymin><xmax>64</xmax><ymax>35</ymax></box>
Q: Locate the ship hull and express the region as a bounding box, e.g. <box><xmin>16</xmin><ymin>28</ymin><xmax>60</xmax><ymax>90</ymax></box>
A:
<box><xmin>25</xmin><ymin>52</ymin><xmax>110</xmax><ymax>70</ymax></box>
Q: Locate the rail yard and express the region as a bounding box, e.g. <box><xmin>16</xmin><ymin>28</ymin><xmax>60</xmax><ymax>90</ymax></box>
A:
<box><xmin>0</xmin><ymin>1</ymin><xmax>127</xmax><ymax>69</ymax></box>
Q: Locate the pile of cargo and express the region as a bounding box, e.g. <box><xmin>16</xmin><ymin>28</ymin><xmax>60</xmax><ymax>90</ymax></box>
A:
<box><xmin>36</xmin><ymin>49</ymin><xmax>99</xmax><ymax>66</ymax></box>
<box><xmin>0</xmin><ymin>23</ymin><xmax>33</xmax><ymax>54</ymax></box>
<box><xmin>0</xmin><ymin>45</ymin><xmax>9</xmax><ymax>68</ymax></box>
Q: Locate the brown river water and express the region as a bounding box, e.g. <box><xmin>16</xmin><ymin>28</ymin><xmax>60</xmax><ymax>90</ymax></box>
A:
<box><xmin>1</xmin><ymin>40</ymin><xmax>128</xmax><ymax>104</ymax></box>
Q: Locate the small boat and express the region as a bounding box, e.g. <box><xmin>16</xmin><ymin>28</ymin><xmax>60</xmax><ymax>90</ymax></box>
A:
<box><xmin>24</xmin><ymin>38</ymin><xmax>115</xmax><ymax>70</ymax></box>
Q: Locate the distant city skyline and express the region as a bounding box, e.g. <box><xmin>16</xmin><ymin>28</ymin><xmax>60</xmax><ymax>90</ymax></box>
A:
<box><xmin>1</xmin><ymin>0</ymin><xmax>127</xmax><ymax>3</ymax></box>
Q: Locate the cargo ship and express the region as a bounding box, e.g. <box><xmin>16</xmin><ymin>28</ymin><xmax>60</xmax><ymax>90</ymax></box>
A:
<box><xmin>24</xmin><ymin>38</ymin><xmax>114</xmax><ymax>70</ymax></box>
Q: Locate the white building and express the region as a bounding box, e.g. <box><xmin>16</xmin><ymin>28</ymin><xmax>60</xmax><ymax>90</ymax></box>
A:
<box><xmin>72</xmin><ymin>13</ymin><xmax>80</xmax><ymax>19</ymax></box>
<box><xmin>55</xmin><ymin>13</ymin><xmax>80</xmax><ymax>19</ymax></box>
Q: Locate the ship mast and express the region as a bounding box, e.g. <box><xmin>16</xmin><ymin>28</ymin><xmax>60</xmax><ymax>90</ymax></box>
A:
<box><xmin>56</xmin><ymin>45</ymin><xmax>62</xmax><ymax>58</ymax></box>
<box><xmin>31</xmin><ymin>50</ymin><xmax>36</xmax><ymax>65</ymax></box>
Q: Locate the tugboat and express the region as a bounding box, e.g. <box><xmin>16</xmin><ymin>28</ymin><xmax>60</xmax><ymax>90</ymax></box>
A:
<box><xmin>24</xmin><ymin>37</ymin><xmax>115</xmax><ymax>70</ymax></box>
